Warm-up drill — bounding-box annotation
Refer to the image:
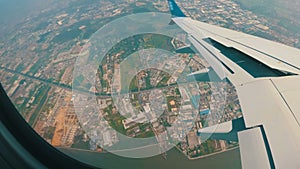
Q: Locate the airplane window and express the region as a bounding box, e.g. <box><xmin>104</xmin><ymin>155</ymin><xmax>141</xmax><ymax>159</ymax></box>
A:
<box><xmin>1</xmin><ymin>0</ymin><xmax>299</xmax><ymax>169</ymax></box>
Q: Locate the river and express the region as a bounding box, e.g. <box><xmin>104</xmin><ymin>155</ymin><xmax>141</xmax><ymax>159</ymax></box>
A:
<box><xmin>60</xmin><ymin>147</ymin><xmax>241</xmax><ymax>169</ymax></box>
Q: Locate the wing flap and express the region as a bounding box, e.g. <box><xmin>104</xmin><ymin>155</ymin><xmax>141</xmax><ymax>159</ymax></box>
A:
<box><xmin>238</xmin><ymin>128</ymin><xmax>271</xmax><ymax>169</ymax></box>
<box><xmin>236</xmin><ymin>78</ymin><xmax>300</xmax><ymax>168</ymax></box>
<box><xmin>271</xmin><ymin>76</ymin><xmax>300</xmax><ymax>125</ymax></box>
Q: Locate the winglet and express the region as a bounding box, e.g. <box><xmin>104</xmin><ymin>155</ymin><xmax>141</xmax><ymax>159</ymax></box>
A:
<box><xmin>168</xmin><ymin>0</ymin><xmax>186</xmax><ymax>17</ymax></box>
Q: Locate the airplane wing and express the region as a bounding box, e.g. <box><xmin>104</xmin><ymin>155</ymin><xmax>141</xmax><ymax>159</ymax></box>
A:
<box><xmin>167</xmin><ymin>0</ymin><xmax>300</xmax><ymax>168</ymax></box>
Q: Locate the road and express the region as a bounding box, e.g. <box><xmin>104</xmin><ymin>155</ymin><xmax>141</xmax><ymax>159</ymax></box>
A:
<box><xmin>0</xmin><ymin>66</ymin><xmax>111</xmax><ymax>98</ymax></box>
<box><xmin>1</xmin><ymin>66</ymin><xmax>203</xmax><ymax>99</ymax></box>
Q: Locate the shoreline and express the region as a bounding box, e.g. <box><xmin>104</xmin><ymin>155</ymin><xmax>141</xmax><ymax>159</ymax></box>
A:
<box><xmin>187</xmin><ymin>146</ymin><xmax>240</xmax><ymax>160</ymax></box>
<box><xmin>58</xmin><ymin>145</ymin><xmax>239</xmax><ymax>160</ymax></box>
<box><xmin>174</xmin><ymin>144</ymin><xmax>240</xmax><ymax>160</ymax></box>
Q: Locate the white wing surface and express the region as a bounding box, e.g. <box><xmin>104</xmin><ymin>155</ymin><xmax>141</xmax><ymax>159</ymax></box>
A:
<box><xmin>168</xmin><ymin>0</ymin><xmax>300</xmax><ymax>168</ymax></box>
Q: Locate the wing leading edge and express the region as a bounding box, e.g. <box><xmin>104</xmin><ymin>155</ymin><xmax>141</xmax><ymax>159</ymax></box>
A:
<box><xmin>168</xmin><ymin>1</ymin><xmax>300</xmax><ymax>169</ymax></box>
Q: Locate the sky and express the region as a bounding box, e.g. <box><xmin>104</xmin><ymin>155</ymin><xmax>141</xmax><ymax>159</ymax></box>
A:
<box><xmin>0</xmin><ymin>0</ymin><xmax>52</xmax><ymax>33</ymax></box>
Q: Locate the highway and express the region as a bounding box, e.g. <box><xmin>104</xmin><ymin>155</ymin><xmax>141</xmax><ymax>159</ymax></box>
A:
<box><xmin>0</xmin><ymin>66</ymin><xmax>206</xmax><ymax>99</ymax></box>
